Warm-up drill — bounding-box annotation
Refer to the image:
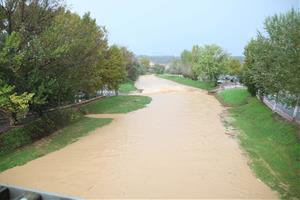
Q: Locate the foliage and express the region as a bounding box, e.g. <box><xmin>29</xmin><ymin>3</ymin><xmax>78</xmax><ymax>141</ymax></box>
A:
<box><xmin>0</xmin><ymin>79</ymin><xmax>33</xmax><ymax>124</ymax></box>
<box><xmin>158</xmin><ymin>74</ymin><xmax>215</xmax><ymax>90</ymax></box>
<box><xmin>82</xmin><ymin>95</ymin><xmax>152</xmax><ymax>114</ymax></box>
<box><xmin>168</xmin><ymin>45</ymin><xmax>230</xmax><ymax>82</ymax></box>
<box><xmin>99</xmin><ymin>45</ymin><xmax>127</xmax><ymax>92</ymax></box>
<box><xmin>139</xmin><ymin>57</ymin><xmax>150</xmax><ymax>68</ymax></box>
<box><xmin>0</xmin><ymin>1</ymin><xmax>137</xmax><ymax>118</ymax></box>
<box><xmin>243</xmin><ymin>9</ymin><xmax>300</xmax><ymax>101</ymax></box>
<box><xmin>217</xmin><ymin>89</ymin><xmax>300</xmax><ymax>199</ymax></box>
<box><xmin>226</xmin><ymin>58</ymin><xmax>243</xmax><ymax>76</ymax></box>
<box><xmin>166</xmin><ymin>60</ymin><xmax>183</xmax><ymax>75</ymax></box>
<box><xmin>191</xmin><ymin>44</ymin><xmax>230</xmax><ymax>83</ymax></box>
<box><xmin>149</xmin><ymin>64</ymin><xmax>165</xmax><ymax>74</ymax></box>
<box><xmin>121</xmin><ymin>47</ymin><xmax>145</xmax><ymax>81</ymax></box>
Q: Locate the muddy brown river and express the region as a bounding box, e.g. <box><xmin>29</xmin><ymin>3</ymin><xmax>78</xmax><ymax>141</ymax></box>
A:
<box><xmin>0</xmin><ymin>75</ymin><xmax>277</xmax><ymax>199</ymax></box>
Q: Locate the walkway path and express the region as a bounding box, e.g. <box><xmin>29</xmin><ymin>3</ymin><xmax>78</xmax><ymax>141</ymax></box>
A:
<box><xmin>0</xmin><ymin>75</ymin><xmax>277</xmax><ymax>199</ymax></box>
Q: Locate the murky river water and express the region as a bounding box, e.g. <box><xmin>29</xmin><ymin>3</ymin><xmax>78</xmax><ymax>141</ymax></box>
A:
<box><xmin>0</xmin><ymin>75</ymin><xmax>277</xmax><ymax>199</ymax></box>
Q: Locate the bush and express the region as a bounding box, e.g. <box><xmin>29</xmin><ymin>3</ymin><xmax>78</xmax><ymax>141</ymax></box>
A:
<box><xmin>0</xmin><ymin>128</ymin><xmax>31</xmax><ymax>153</ymax></box>
<box><xmin>0</xmin><ymin>108</ymin><xmax>83</xmax><ymax>154</ymax></box>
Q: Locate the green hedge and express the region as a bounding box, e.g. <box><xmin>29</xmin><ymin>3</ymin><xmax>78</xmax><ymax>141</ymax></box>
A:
<box><xmin>0</xmin><ymin>108</ymin><xmax>82</xmax><ymax>154</ymax></box>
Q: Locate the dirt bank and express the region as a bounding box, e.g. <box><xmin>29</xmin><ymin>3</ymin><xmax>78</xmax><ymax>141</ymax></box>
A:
<box><xmin>0</xmin><ymin>75</ymin><xmax>277</xmax><ymax>199</ymax></box>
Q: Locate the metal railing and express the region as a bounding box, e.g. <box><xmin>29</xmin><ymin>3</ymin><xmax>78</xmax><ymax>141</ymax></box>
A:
<box><xmin>0</xmin><ymin>184</ymin><xmax>82</xmax><ymax>200</ymax></box>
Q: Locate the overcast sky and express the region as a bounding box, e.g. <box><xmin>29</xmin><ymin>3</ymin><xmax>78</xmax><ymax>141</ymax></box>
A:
<box><xmin>67</xmin><ymin>0</ymin><xmax>299</xmax><ymax>56</ymax></box>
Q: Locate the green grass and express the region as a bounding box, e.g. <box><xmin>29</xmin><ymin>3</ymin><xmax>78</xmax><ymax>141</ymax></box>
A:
<box><xmin>0</xmin><ymin>117</ymin><xmax>112</xmax><ymax>172</ymax></box>
<box><xmin>158</xmin><ymin>74</ymin><xmax>215</xmax><ymax>90</ymax></box>
<box><xmin>218</xmin><ymin>89</ymin><xmax>300</xmax><ymax>199</ymax></box>
<box><xmin>119</xmin><ymin>80</ymin><xmax>137</xmax><ymax>93</ymax></box>
<box><xmin>83</xmin><ymin>95</ymin><xmax>152</xmax><ymax>114</ymax></box>
<box><xmin>217</xmin><ymin>88</ymin><xmax>250</xmax><ymax>106</ymax></box>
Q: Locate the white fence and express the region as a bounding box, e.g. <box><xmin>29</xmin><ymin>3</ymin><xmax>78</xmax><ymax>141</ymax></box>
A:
<box><xmin>263</xmin><ymin>96</ymin><xmax>300</xmax><ymax>125</ymax></box>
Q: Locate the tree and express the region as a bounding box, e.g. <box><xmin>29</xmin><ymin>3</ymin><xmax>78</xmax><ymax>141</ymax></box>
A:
<box><xmin>99</xmin><ymin>45</ymin><xmax>127</xmax><ymax>93</ymax></box>
<box><xmin>120</xmin><ymin>47</ymin><xmax>145</xmax><ymax>81</ymax></box>
<box><xmin>191</xmin><ymin>44</ymin><xmax>230</xmax><ymax>83</ymax></box>
<box><xmin>139</xmin><ymin>57</ymin><xmax>150</xmax><ymax>69</ymax></box>
<box><xmin>243</xmin><ymin>9</ymin><xmax>300</xmax><ymax>102</ymax></box>
<box><xmin>180</xmin><ymin>50</ymin><xmax>195</xmax><ymax>79</ymax></box>
<box><xmin>227</xmin><ymin>58</ymin><xmax>242</xmax><ymax>76</ymax></box>
<box><xmin>0</xmin><ymin>0</ymin><xmax>63</xmax><ymax>36</ymax></box>
<box><xmin>167</xmin><ymin>59</ymin><xmax>182</xmax><ymax>75</ymax></box>
<box><xmin>20</xmin><ymin>11</ymin><xmax>107</xmax><ymax>109</ymax></box>
<box><xmin>150</xmin><ymin>64</ymin><xmax>165</xmax><ymax>74</ymax></box>
<box><xmin>0</xmin><ymin>31</ymin><xmax>23</xmax><ymax>85</ymax></box>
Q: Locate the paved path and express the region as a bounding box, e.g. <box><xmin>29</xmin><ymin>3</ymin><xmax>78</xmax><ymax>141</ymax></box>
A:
<box><xmin>0</xmin><ymin>75</ymin><xmax>277</xmax><ymax>199</ymax></box>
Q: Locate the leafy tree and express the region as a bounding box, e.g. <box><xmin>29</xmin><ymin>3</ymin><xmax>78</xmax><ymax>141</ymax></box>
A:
<box><xmin>0</xmin><ymin>79</ymin><xmax>33</xmax><ymax>124</ymax></box>
<box><xmin>180</xmin><ymin>50</ymin><xmax>195</xmax><ymax>79</ymax></box>
<box><xmin>120</xmin><ymin>47</ymin><xmax>144</xmax><ymax>81</ymax></box>
<box><xmin>150</xmin><ymin>64</ymin><xmax>165</xmax><ymax>74</ymax></box>
<box><xmin>243</xmin><ymin>9</ymin><xmax>300</xmax><ymax>101</ymax></box>
<box><xmin>0</xmin><ymin>31</ymin><xmax>23</xmax><ymax>85</ymax></box>
<box><xmin>227</xmin><ymin>58</ymin><xmax>242</xmax><ymax>76</ymax></box>
<box><xmin>191</xmin><ymin>44</ymin><xmax>229</xmax><ymax>83</ymax></box>
<box><xmin>0</xmin><ymin>0</ymin><xmax>63</xmax><ymax>36</ymax></box>
<box><xmin>19</xmin><ymin>11</ymin><xmax>107</xmax><ymax>109</ymax></box>
<box><xmin>0</xmin><ymin>0</ymin><xmax>138</xmax><ymax>119</ymax></box>
<box><xmin>139</xmin><ymin>57</ymin><xmax>150</xmax><ymax>69</ymax></box>
<box><xmin>167</xmin><ymin>60</ymin><xmax>182</xmax><ymax>75</ymax></box>
<box><xmin>99</xmin><ymin>45</ymin><xmax>127</xmax><ymax>93</ymax></box>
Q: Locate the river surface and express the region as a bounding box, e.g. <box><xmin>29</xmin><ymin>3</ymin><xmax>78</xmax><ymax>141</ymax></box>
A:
<box><xmin>0</xmin><ymin>75</ymin><xmax>277</xmax><ymax>199</ymax></box>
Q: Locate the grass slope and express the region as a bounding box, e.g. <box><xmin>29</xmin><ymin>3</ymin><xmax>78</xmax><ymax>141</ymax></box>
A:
<box><xmin>119</xmin><ymin>80</ymin><xmax>137</xmax><ymax>93</ymax></box>
<box><xmin>83</xmin><ymin>95</ymin><xmax>152</xmax><ymax>114</ymax></box>
<box><xmin>218</xmin><ymin>89</ymin><xmax>300</xmax><ymax>199</ymax></box>
<box><xmin>217</xmin><ymin>88</ymin><xmax>250</xmax><ymax>106</ymax></box>
<box><xmin>0</xmin><ymin>117</ymin><xmax>112</xmax><ymax>172</ymax></box>
<box><xmin>158</xmin><ymin>74</ymin><xmax>215</xmax><ymax>90</ymax></box>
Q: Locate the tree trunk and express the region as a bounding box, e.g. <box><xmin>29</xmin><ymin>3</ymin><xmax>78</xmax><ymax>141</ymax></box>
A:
<box><xmin>20</xmin><ymin>0</ymin><xmax>25</xmax><ymax>23</ymax></box>
<box><xmin>7</xmin><ymin>12</ymin><xmax>12</xmax><ymax>34</ymax></box>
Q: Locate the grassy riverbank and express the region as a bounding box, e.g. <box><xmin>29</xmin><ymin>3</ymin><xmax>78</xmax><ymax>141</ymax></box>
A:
<box><xmin>158</xmin><ymin>74</ymin><xmax>215</xmax><ymax>90</ymax></box>
<box><xmin>218</xmin><ymin>88</ymin><xmax>300</xmax><ymax>199</ymax></box>
<box><xmin>83</xmin><ymin>95</ymin><xmax>152</xmax><ymax>114</ymax></box>
<box><xmin>119</xmin><ymin>80</ymin><xmax>138</xmax><ymax>93</ymax></box>
<box><xmin>217</xmin><ymin>88</ymin><xmax>250</xmax><ymax>106</ymax></box>
<box><xmin>0</xmin><ymin>95</ymin><xmax>151</xmax><ymax>173</ymax></box>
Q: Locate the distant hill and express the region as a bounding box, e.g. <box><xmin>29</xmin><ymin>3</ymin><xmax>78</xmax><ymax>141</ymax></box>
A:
<box><xmin>138</xmin><ymin>55</ymin><xmax>180</xmax><ymax>65</ymax></box>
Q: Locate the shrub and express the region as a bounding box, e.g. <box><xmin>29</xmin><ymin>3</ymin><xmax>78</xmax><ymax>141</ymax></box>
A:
<box><xmin>0</xmin><ymin>128</ymin><xmax>31</xmax><ymax>153</ymax></box>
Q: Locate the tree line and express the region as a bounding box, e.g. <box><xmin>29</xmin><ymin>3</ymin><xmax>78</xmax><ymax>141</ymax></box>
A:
<box><xmin>167</xmin><ymin>9</ymin><xmax>299</xmax><ymax>109</ymax></box>
<box><xmin>243</xmin><ymin>9</ymin><xmax>300</xmax><ymax>106</ymax></box>
<box><xmin>167</xmin><ymin>44</ymin><xmax>242</xmax><ymax>84</ymax></box>
<box><xmin>0</xmin><ymin>0</ymin><xmax>145</xmax><ymax>125</ymax></box>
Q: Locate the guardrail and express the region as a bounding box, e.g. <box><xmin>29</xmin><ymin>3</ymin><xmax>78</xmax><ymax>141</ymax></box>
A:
<box><xmin>0</xmin><ymin>184</ymin><xmax>82</xmax><ymax>200</ymax></box>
